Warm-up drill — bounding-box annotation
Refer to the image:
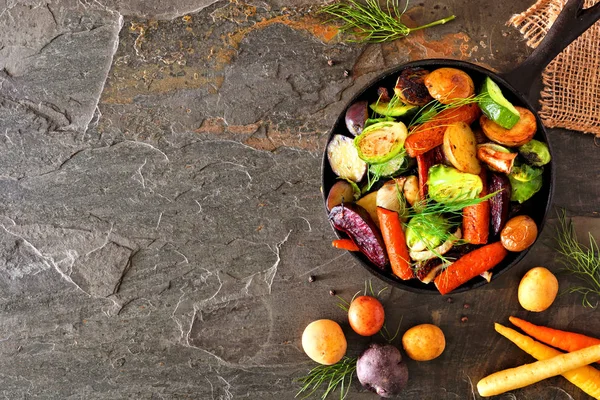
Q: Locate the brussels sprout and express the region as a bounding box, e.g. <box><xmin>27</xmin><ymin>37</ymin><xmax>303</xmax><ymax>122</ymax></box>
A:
<box><xmin>509</xmin><ymin>173</ymin><xmax>543</xmax><ymax>203</ymax></box>
<box><xmin>406</xmin><ymin>214</ymin><xmax>449</xmax><ymax>252</ymax></box>
<box><xmin>510</xmin><ymin>163</ymin><xmax>543</xmax><ymax>183</ymax></box>
<box><xmin>427</xmin><ymin>165</ymin><xmax>483</xmax><ymax>203</ymax></box>
<box><xmin>369</xmin><ymin>152</ymin><xmax>409</xmax><ymax>177</ymax></box>
<box><xmin>354</xmin><ymin>121</ymin><xmax>408</xmax><ymax>163</ymax></box>
<box><xmin>519</xmin><ymin>139</ymin><xmax>551</xmax><ymax>166</ymax></box>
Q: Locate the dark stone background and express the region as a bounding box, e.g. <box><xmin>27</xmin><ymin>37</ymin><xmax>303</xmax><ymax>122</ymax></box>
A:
<box><xmin>0</xmin><ymin>0</ymin><xmax>598</xmax><ymax>398</ymax></box>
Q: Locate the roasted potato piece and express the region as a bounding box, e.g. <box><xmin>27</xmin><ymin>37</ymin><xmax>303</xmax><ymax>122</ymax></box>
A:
<box><xmin>480</xmin><ymin>106</ymin><xmax>537</xmax><ymax>147</ymax></box>
<box><xmin>356</xmin><ymin>191</ymin><xmax>380</xmax><ymax>228</ymax></box>
<box><xmin>443</xmin><ymin>122</ymin><xmax>481</xmax><ymax>175</ymax></box>
<box><xmin>326</xmin><ymin>180</ymin><xmax>357</xmax><ymax>211</ymax></box>
<box><xmin>424</xmin><ymin>68</ymin><xmax>475</xmax><ymax>104</ymax></box>
<box><xmin>403</xmin><ymin>175</ymin><xmax>420</xmax><ymax>206</ymax></box>
<box><xmin>394</xmin><ymin>67</ymin><xmax>433</xmax><ymax>106</ymax></box>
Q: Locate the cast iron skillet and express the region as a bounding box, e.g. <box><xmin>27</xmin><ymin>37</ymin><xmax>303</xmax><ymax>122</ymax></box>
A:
<box><xmin>321</xmin><ymin>0</ymin><xmax>600</xmax><ymax>294</ymax></box>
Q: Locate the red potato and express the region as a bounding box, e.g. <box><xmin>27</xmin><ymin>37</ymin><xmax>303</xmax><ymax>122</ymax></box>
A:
<box><xmin>348</xmin><ymin>295</ymin><xmax>385</xmax><ymax>336</ymax></box>
<box><xmin>326</xmin><ymin>180</ymin><xmax>356</xmax><ymax>211</ymax></box>
<box><xmin>345</xmin><ymin>101</ymin><xmax>369</xmax><ymax>136</ymax></box>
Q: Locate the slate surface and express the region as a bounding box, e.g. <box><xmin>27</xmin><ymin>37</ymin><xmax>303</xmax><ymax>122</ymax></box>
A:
<box><xmin>0</xmin><ymin>0</ymin><xmax>598</xmax><ymax>399</ymax></box>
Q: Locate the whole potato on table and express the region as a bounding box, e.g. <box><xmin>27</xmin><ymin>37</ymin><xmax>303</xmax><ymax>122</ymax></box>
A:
<box><xmin>301</xmin><ymin>319</ymin><xmax>347</xmax><ymax>365</ymax></box>
<box><xmin>518</xmin><ymin>267</ymin><xmax>559</xmax><ymax>312</ymax></box>
<box><xmin>402</xmin><ymin>324</ymin><xmax>446</xmax><ymax>361</ymax></box>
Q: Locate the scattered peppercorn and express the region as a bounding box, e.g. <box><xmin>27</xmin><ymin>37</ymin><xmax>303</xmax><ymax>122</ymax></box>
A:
<box><xmin>308</xmin><ymin>275</ymin><xmax>315</xmax><ymax>283</ymax></box>
<box><xmin>461</xmin><ymin>316</ymin><xmax>468</xmax><ymax>323</ymax></box>
<box><xmin>446</xmin><ymin>297</ymin><xmax>453</xmax><ymax>303</ymax></box>
<box><xmin>343</xmin><ymin>69</ymin><xmax>350</xmax><ymax>78</ymax></box>
<box><xmin>327</xmin><ymin>59</ymin><xmax>334</xmax><ymax>66</ymax></box>
<box><xmin>463</xmin><ymin>303</ymin><xmax>470</xmax><ymax>309</ymax></box>
<box><xmin>329</xmin><ymin>289</ymin><xmax>336</xmax><ymax>296</ymax></box>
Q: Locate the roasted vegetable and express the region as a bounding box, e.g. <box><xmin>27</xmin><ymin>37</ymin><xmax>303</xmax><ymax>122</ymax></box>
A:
<box><xmin>332</xmin><ymin>239</ymin><xmax>360</xmax><ymax>251</ymax></box>
<box><xmin>370</xmin><ymin>101</ymin><xmax>417</xmax><ymax>117</ymax></box>
<box><xmin>406</xmin><ymin>213</ymin><xmax>449</xmax><ymax>252</ymax></box>
<box><xmin>415</xmin><ymin>259</ymin><xmax>446</xmax><ymax>284</ymax></box>
<box><xmin>424</xmin><ymin>67</ymin><xmax>475</xmax><ymax>104</ymax></box>
<box><xmin>357</xmin><ymin>343</ymin><xmax>409</xmax><ymax>398</ymax></box>
<box><xmin>477</xmin><ymin>143</ymin><xmax>517</xmax><ymax>174</ymax></box>
<box><xmin>510</xmin><ymin>163</ymin><xmax>543</xmax><ymax>182</ymax></box>
<box><xmin>403</xmin><ymin>175</ymin><xmax>420</xmax><ymax>206</ymax></box>
<box><xmin>376</xmin><ymin>179</ymin><xmax>407</xmax><ymax>216</ymax></box>
<box><xmin>509</xmin><ymin>170</ymin><xmax>543</xmax><ymax>203</ymax></box>
<box><xmin>394</xmin><ymin>67</ymin><xmax>433</xmax><ymax>106</ymax></box>
<box><xmin>478</xmin><ymin>76</ymin><xmax>521</xmax><ymax>129</ymax></box>
<box><xmin>405</xmin><ymin>103</ymin><xmax>481</xmax><ymax>157</ymax></box>
<box><xmin>327</xmin><ymin>134</ymin><xmax>368</xmax><ymax>182</ymax></box>
<box><xmin>519</xmin><ymin>139</ymin><xmax>551</xmax><ymax>166</ymax></box>
<box><xmin>443</xmin><ymin>121</ymin><xmax>481</xmax><ymax>174</ymax></box>
<box><xmin>369</xmin><ymin>152</ymin><xmax>409</xmax><ymax>177</ymax></box>
<box><xmin>480</xmin><ymin>106</ymin><xmax>537</xmax><ymax>147</ymax></box>
<box><xmin>354</xmin><ymin>121</ymin><xmax>408</xmax><ymax>163</ymax></box>
<box><xmin>356</xmin><ymin>191</ymin><xmax>380</xmax><ymax>227</ymax></box>
<box><xmin>463</xmin><ymin>170</ymin><xmax>489</xmax><ymax>245</ymax></box>
<box><xmin>427</xmin><ymin>165</ymin><xmax>483</xmax><ymax>203</ymax></box>
<box><xmin>378</xmin><ymin>207</ymin><xmax>412</xmax><ymax>280</ymax></box>
<box><xmin>500</xmin><ymin>215</ymin><xmax>538</xmax><ymax>252</ymax></box>
<box><xmin>409</xmin><ymin>228</ymin><xmax>461</xmax><ymax>261</ymax></box>
<box><xmin>329</xmin><ymin>204</ymin><xmax>389</xmax><ymax>268</ymax></box>
<box><xmin>489</xmin><ymin>173</ymin><xmax>511</xmax><ymax>236</ymax></box>
<box><xmin>345</xmin><ymin>101</ymin><xmax>369</xmax><ymax>136</ymax></box>
<box><xmin>327</xmin><ymin>180</ymin><xmax>359</xmax><ymax>211</ymax></box>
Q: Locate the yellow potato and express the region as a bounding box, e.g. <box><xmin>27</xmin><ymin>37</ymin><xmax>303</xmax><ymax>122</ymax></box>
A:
<box><xmin>480</xmin><ymin>106</ymin><xmax>537</xmax><ymax>147</ymax></box>
<box><xmin>402</xmin><ymin>324</ymin><xmax>446</xmax><ymax>361</ymax></box>
<box><xmin>424</xmin><ymin>68</ymin><xmax>475</xmax><ymax>104</ymax></box>
<box><xmin>518</xmin><ymin>267</ymin><xmax>559</xmax><ymax>312</ymax></box>
<box><xmin>356</xmin><ymin>191</ymin><xmax>379</xmax><ymax>228</ymax></box>
<box><xmin>302</xmin><ymin>319</ymin><xmax>347</xmax><ymax>365</ymax></box>
<box><xmin>443</xmin><ymin>122</ymin><xmax>481</xmax><ymax>175</ymax></box>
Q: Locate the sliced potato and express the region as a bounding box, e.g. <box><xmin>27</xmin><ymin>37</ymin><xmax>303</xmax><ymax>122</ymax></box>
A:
<box><xmin>403</xmin><ymin>175</ymin><xmax>420</xmax><ymax>206</ymax></box>
<box><xmin>443</xmin><ymin>122</ymin><xmax>481</xmax><ymax>175</ymax></box>
<box><xmin>480</xmin><ymin>106</ymin><xmax>537</xmax><ymax>147</ymax></box>
<box><xmin>424</xmin><ymin>68</ymin><xmax>475</xmax><ymax>104</ymax></box>
<box><xmin>376</xmin><ymin>178</ymin><xmax>407</xmax><ymax>216</ymax></box>
<box><xmin>326</xmin><ymin>181</ymin><xmax>356</xmax><ymax>211</ymax></box>
<box><xmin>356</xmin><ymin>191</ymin><xmax>379</xmax><ymax>228</ymax></box>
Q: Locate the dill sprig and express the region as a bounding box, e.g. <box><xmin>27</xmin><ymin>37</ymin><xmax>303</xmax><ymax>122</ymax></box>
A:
<box><xmin>296</xmin><ymin>357</ymin><xmax>357</xmax><ymax>400</ymax></box>
<box><xmin>408</xmin><ymin>93</ymin><xmax>487</xmax><ymax>128</ymax></box>
<box><xmin>320</xmin><ymin>0</ymin><xmax>456</xmax><ymax>43</ymax></box>
<box><xmin>555</xmin><ymin>210</ymin><xmax>600</xmax><ymax>308</ymax></box>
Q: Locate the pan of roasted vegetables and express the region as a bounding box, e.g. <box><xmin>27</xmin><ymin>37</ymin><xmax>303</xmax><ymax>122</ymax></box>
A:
<box><xmin>321</xmin><ymin>2</ymin><xmax>600</xmax><ymax>295</ymax></box>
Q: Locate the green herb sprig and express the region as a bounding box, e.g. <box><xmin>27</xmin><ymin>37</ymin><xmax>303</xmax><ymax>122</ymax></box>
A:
<box><xmin>321</xmin><ymin>0</ymin><xmax>456</xmax><ymax>43</ymax></box>
<box><xmin>408</xmin><ymin>93</ymin><xmax>487</xmax><ymax>128</ymax></box>
<box><xmin>296</xmin><ymin>357</ymin><xmax>357</xmax><ymax>400</ymax></box>
<box><xmin>555</xmin><ymin>210</ymin><xmax>600</xmax><ymax>308</ymax></box>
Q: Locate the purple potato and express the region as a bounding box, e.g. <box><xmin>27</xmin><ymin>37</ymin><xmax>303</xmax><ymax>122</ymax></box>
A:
<box><xmin>357</xmin><ymin>343</ymin><xmax>408</xmax><ymax>398</ymax></box>
<box><xmin>345</xmin><ymin>101</ymin><xmax>369</xmax><ymax>136</ymax></box>
<box><xmin>329</xmin><ymin>204</ymin><xmax>388</xmax><ymax>269</ymax></box>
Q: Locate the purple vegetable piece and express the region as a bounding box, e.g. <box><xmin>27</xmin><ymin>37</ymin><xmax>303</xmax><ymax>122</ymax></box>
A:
<box><xmin>357</xmin><ymin>343</ymin><xmax>409</xmax><ymax>398</ymax></box>
<box><xmin>329</xmin><ymin>204</ymin><xmax>388</xmax><ymax>269</ymax></box>
<box><xmin>345</xmin><ymin>101</ymin><xmax>369</xmax><ymax>136</ymax></box>
<box><xmin>489</xmin><ymin>172</ymin><xmax>512</xmax><ymax>236</ymax></box>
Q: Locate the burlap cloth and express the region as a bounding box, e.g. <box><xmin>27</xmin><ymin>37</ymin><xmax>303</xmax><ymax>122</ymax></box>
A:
<box><xmin>508</xmin><ymin>0</ymin><xmax>600</xmax><ymax>136</ymax></box>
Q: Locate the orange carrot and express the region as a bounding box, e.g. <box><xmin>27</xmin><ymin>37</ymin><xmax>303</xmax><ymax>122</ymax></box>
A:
<box><xmin>434</xmin><ymin>242</ymin><xmax>507</xmax><ymax>295</ymax></box>
<box><xmin>332</xmin><ymin>239</ymin><xmax>359</xmax><ymax>252</ymax></box>
<box><xmin>463</xmin><ymin>170</ymin><xmax>490</xmax><ymax>245</ymax></box>
<box><xmin>405</xmin><ymin>103</ymin><xmax>481</xmax><ymax>157</ymax></box>
<box><xmin>509</xmin><ymin>316</ymin><xmax>600</xmax><ymax>354</ymax></box>
<box><xmin>377</xmin><ymin>207</ymin><xmax>413</xmax><ymax>280</ymax></box>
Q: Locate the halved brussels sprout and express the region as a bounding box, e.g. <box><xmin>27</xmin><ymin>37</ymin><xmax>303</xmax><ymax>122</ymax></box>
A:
<box><xmin>354</xmin><ymin>121</ymin><xmax>408</xmax><ymax>164</ymax></box>
<box><xmin>509</xmin><ymin>173</ymin><xmax>543</xmax><ymax>203</ymax></box>
<box><xmin>369</xmin><ymin>152</ymin><xmax>409</xmax><ymax>177</ymax></box>
<box><xmin>519</xmin><ymin>139</ymin><xmax>551</xmax><ymax>166</ymax></box>
<box><xmin>406</xmin><ymin>213</ymin><xmax>449</xmax><ymax>252</ymax></box>
<box><xmin>427</xmin><ymin>165</ymin><xmax>483</xmax><ymax>203</ymax></box>
<box><xmin>510</xmin><ymin>163</ymin><xmax>543</xmax><ymax>183</ymax></box>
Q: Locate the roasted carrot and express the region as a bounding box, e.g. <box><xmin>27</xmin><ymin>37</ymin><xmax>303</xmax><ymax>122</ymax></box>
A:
<box><xmin>416</xmin><ymin>146</ymin><xmax>444</xmax><ymax>199</ymax></box>
<box><xmin>477</xmin><ymin>341</ymin><xmax>600</xmax><ymax>397</ymax></box>
<box><xmin>331</xmin><ymin>239</ymin><xmax>359</xmax><ymax>252</ymax></box>
<box><xmin>434</xmin><ymin>242</ymin><xmax>507</xmax><ymax>295</ymax></box>
<box><xmin>377</xmin><ymin>207</ymin><xmax>413</xmax><ymax>280</ymax></box>
<box><xmin>462</xmin><ymin>169</ymin><xmax>490</xmax><ymax>244</ymax></box>
<box><xmin>509</xmin><ymin>316</ymin><xmax>600</xmax><ymax>353</ymax></box>
<box><xmin>495</xmin><ymin>323</ymin><xmax>600</xmax><ymax>399</ymax></box>
<box><xmin>405</xmin><ymin>103</ymin><xmax>481</xmax><ymax>157</ymax></box>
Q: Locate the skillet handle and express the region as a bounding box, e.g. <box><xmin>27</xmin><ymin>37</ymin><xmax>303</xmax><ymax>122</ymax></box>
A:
<box><xmin>502</xmin><ymin>0</ymin><xmax>600</xmax><ymax>98</ymax></box>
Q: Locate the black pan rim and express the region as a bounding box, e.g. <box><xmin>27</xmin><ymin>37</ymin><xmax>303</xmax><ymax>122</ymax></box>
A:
<box><xmin>320</xmin><ymin>58</ymin><xmax>556</xmax><ymax>295</ymax></box>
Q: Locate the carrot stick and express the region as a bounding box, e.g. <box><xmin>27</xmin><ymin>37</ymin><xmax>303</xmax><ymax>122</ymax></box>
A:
<box><xmin>509</xmin><ymin>316</ymin><xmax>600</xmax><ymax>353</ymax></box>
<box><xmin>477</xmin><ymin>342</ymin><xmax>600</xmax><ymax>397</ymax></box>
<box><xmin>462</xmin><ymin>170</ymin><xmax>490</xmax><ymax>244</ymax></box>
<box><xmin>377</xmin><ymin>207</ymin><xmax>413</xmax><ymax>280</ymax></box>
<box><xmin>331</xmin><ymin>239</ymin><xmax>359</xmax><ymax>252</ymax></box>
<box><xmin>495</xmin><ymin>323</ymin><xmax>600</xmax><ymax>399</ymax></box>
<box><xmin>416</xmin><ymin>146</ymin><xmax>444</xmax><ymax>199</ymax></box>
<box><xmin>405</xmin><ymin>103</ymin><xmax>481</xmax><ymax>157</ymax></box>
<box><xmin>434</xmin><ymin>242</ymin><xmax>507</xmax><ymax>295</ymax></box>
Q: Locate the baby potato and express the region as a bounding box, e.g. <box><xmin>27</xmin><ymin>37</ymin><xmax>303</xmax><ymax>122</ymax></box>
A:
<box><xmin>348</xmin><ymin>295</ymin><xmax>385</xmax><ymax>337</ymax></box>
<box><xmin>402</xmin><ymin>324</ymin><xmax>446</xmax><ymax>361</ymax></box>
<box><xmin>424</xmin><ymin>68</ymin><xmax>475</xmax><ymax>104</ymax></box>
<box><xmin>501</xmin><ymin>215</ymin><xmax>538</xmax><ymax>252</ymax></box>
<box><xmin>518</xmin><ymin>267</ymin><xmax>559</xmax><ymax>312</ymax></box>
<box><xmin>302</xmin><ymin>319</ymin><xmax>347</xmax><ymax>365</ymax></box>
<box><xmin>481</xmin><ymin>106</ymin><xmax>537</xmax><ymax>147</ymax></box>
<box><xmin>443</xmin><ymin>122</ymin><xmax>481</xmax><ymax>175</ymax></box>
